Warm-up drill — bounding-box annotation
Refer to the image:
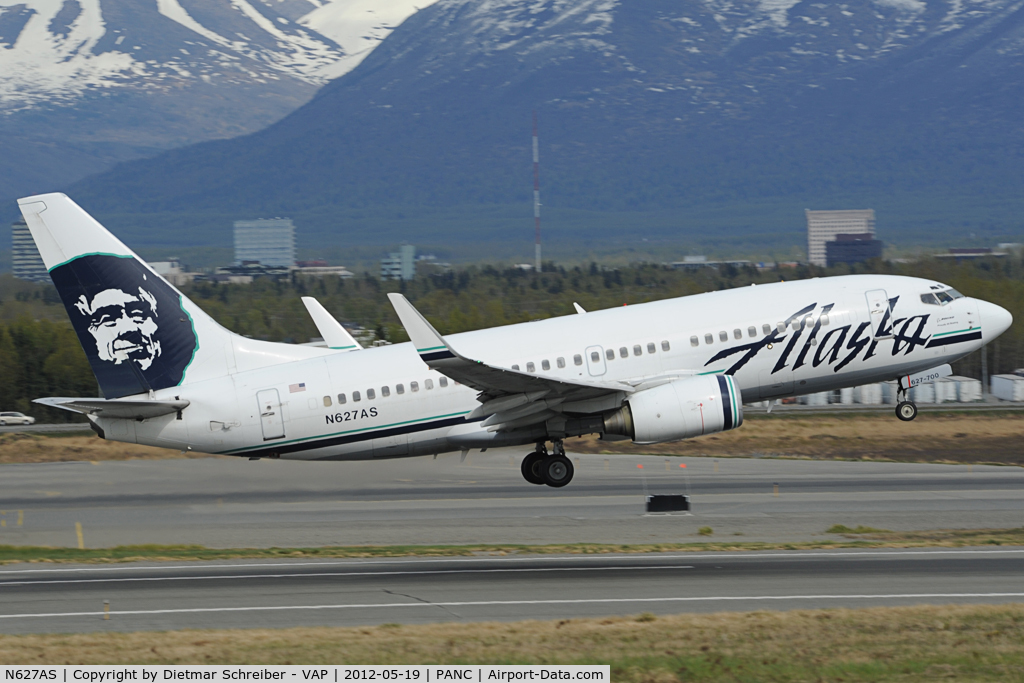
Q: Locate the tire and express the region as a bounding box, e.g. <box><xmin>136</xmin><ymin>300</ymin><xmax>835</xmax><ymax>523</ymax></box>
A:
<box><xmin>896</xmin><ymin>401</ymin><xmax>918</xmax><ymax>422</ymax></box>
<box><xmin>521</xmin><ymin>452</ymin><xmax>546</xmax><ymax>485</ymax></box>
<box><xmin>541</xmin><ymin>455</ymin><xmax>574</xmax><ymax>488</ymax></box>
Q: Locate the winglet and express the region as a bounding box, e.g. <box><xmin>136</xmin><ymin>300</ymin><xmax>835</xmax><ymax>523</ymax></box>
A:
<box><xmin>387</xmin><ymin>293</ymin><xmax>457</xmax><ymax>363</ymax></box>
<box><xmin>573</xmin><ymin>302</ymin><xmax>586</xmax><ymax>315</ymax></box>
<box><xmin>301</xmin><ymin>297</ymin><xmax>362</xmax><ymax>351</ymax></box>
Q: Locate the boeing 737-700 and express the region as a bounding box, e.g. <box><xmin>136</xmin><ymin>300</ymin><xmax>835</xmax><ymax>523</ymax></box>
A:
<box><xmin>17</xmin><ymin>193</ymin><xmax>1013</xmax><ymax>488</ymax></box>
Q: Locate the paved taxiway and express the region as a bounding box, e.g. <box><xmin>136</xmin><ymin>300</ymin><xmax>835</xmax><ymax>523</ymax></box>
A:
<box><xmin>1</xmin><ymin>449</ymin><xmax>1022</xmax><ymax>548</ymax></box>
<box><xmin>1</xmin><ymin>548</ymin><xmax>1022</xmax><ymax>633</ymax></box>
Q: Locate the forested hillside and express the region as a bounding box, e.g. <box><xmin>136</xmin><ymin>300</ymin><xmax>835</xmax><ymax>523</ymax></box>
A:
<box><xmin>2</xmin><ymin>256</ymin><xmax>1022</xmax><ymax>420</ymax></box>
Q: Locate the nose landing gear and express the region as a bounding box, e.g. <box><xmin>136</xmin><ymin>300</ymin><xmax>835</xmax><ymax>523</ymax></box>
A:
<box><xmin>520</xmin><ymin>440</ymin><xmax>574</xmax><ymax>487</ymax></box>
<box><xmin>895</xmin><ymin>384</ymin><xmax>918</xmax><ymax>422</ymax></box>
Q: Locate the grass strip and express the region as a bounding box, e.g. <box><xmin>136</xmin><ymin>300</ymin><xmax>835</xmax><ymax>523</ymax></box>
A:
<box><xmin>2</xmin><ymin>603</ymin><xmax>1023</xmax><ymax>680</ymax></box>
<box><xmin>3</xmin><ymin>527</ymin><xmax>1023</xmax><ymax>564</ymax></box>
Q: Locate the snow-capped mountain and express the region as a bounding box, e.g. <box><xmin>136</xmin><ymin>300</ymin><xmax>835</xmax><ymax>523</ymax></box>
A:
<box><xmin>0</xmin><ymin>0</ymin><xmax>436</xmax><ymax>110</ymax></box>
<box><xmin>47</xmin><ymin>0</ymin><xmax>1024</xmax><ymax>251</ymax></box>
<box><xmin>0</xmin><ymin>0</ymin><xmax>436</xmax><ymax>203</ymax></box>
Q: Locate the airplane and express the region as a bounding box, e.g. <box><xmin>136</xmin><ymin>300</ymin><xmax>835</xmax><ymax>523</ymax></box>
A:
<box><xmin>18</xmin><ymin>193</ymin><xmax>1013</xmax><ymax>488</ymax></box>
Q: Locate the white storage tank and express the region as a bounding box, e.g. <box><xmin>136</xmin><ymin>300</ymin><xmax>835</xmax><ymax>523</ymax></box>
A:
<box><xmin>882</xmin><ymin>381</ymin><xmax>899</xmax><ymax>404</ymax></box>
<box><xmin>933</xmin><ymin>378</ymin><xmax>958</xmax><ymax>403</ymax></box>
<box><xmin>991</xmin><ymin>374</ymin><xmax>1024</xmax><ymax>402</ymax></box>
<box><xmin>949</xmin><ymin>376</ymin><xmax>982</xmax><ymax>402</ymax></box>
<box><xmin>839</xmin><ymin>387</ymin><xmax>855</xmax><ymax>405</ymax></box>
<box><xmin>910</xmin><ymin>382</ymin><xmax>935</xmax><ymax>404</ymax></box>
<box><xmin>800</xmin><ymin>392</ymin><xmax>830</xmax><ymax>406</ymax></box>
<box><xmin>854</xmin><ymin>384</ymin><xmax>883</xmax><ymax>404</ymax></box>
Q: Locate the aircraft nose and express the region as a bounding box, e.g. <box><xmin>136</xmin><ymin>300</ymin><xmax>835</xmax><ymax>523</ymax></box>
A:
<box><xmin>977</xmin><ymin>299</ymin><xmax>1013</xmax><ymax>341</ymax></box>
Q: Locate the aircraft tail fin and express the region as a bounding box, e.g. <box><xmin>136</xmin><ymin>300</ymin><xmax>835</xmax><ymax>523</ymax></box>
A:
<box><xmin>18</xmin><ymin>193</ymin><xmax>235</xmax><ymax>399</ymax></box>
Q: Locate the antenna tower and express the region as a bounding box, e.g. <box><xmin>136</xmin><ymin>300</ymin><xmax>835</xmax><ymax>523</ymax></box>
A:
<box><xmin>533</xmin><ymin>110</ymin><xmax>541</xmax><ymax>273</ymax></box>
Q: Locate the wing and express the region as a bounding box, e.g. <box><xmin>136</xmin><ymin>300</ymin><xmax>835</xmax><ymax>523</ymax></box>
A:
<box><xmin>35</xmin><ymin>397</ymin><xmax>190</xmax><ymax>419</ymax></box>
<box><xmin>387</xmin><ymin>293</ymin><xmax>631</xmax><ymax>431</ymax></box>
<box><xmin>301</xmin><ymin>297</ymin><xmax>363</xmax><ymax>351</ymax></box>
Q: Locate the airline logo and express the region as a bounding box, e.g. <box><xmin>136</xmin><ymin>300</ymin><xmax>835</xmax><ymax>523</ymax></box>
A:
<box><xmin>707</xmin><ymin>297</ymin><xmax>977</xmax><ymax>377</ymax></box>
<box><xmin>49</xmin><ymin>254</ymin><xmax>198</xmax><ymax>398</ymax></box>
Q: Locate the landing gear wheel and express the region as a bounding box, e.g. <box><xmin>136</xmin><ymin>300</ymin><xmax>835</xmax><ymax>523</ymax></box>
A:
<box><xmin>896</xmin><ymin>401</ymin><xmax>918</xmax><ymax>422</ymax></box>
<box><xmin>521</xmin><ymin>451</ymin><xmax>546</xmax><ymax>485</ymax></box>
<box><xmin>541</xmin><ymin>455</ymin><xmax>574</xmax><ymax>488</ymax></box>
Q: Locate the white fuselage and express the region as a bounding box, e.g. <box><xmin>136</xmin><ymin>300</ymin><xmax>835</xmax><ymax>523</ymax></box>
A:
<box><xmin>98</xmin><ymin>274</ymin><xmax>1002</xmax><ymax>461</ymax></box>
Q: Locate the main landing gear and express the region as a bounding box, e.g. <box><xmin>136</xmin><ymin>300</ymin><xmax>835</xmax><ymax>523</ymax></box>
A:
<box><xmin>521</xmin><ymin>441</ymin><xmax>574</xmax><ymax>488</ymax></box>
<box><xmin>895</xmin><ymin>384</ymin><xmax>918</xmax><ymax>422</ymax></box>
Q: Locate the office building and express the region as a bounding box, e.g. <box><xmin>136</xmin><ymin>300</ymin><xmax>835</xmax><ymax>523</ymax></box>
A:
<box><xmin>381</xmin><ymin>244</ymin><xmax>416</xmax><ymax>280</ymax></box>
<box><xmin>806</xmin><ymin>209</ymin><xmax>875</xmax><ymax>267</ymax></box>
<box><xmin>11</xmin><ymin>219</ymin><xmax>49</xmax><ymax>283</ymax></box>
<box><xmin>825</xmin><ymin>233</ymin><xmax>883</xmax><ymax>267</ymax></box>
<box><xmin>234</xmin><ymin>219</ymin><xmax>295</xmax><ymax>267</ymax></box>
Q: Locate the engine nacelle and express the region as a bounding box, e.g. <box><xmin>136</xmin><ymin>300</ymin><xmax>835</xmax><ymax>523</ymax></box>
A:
<box><xmin>604</xmin><ymin>375</ymin><xmax>743</xmax><ymax>444</ymax></box>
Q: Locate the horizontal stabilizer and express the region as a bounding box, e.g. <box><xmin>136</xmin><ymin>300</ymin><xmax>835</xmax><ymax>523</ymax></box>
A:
<box><xmin>34</xmin><ymin>397</ymin><xmax>189</xmax><ymax>420</ymax></box>
<box><xmin>301</xmin><ymin>297</ymin><xmax>362</xmax><ymax>351</ymax></box>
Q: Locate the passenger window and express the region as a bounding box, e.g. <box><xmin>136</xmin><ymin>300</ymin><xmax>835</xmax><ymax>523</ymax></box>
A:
<box><xmin>591</xmin><ymin>351</ymin><xmax>600</xmax><ymax>362</ymax></box>
<box><xmin>574</xmin><ymin>354</ymin><xmax>583</xmax><ymax>366</ymax></box>
<box><xmin>804</xmin><ymin>316</ymin><xmax>813</xmax><ymax>329</ymax></box>
<box><xmin>381</xmin><ymin>386</ymin><xmax>390</xmax><ymax>397</ymax></box>
<box><xmin>323</xmin><ymin>396</ymin><xmax>332</xmax><ymax>407</ymax></box>
<box><xmin>633</xmin><ymin>345</ymin><xmax>642</xmax><ymax>356</ymax></box>
<box><xmin>920</xmin><ymin>293</ymin><xmax>939</xmax><ymax>305</ymax></box>
<box><xmin>367</xmin><ymin>388</ymin><xmax>376</xmax><ymax>399</ymax></box>
<box><xmin>557</xmin><ymin>357</ymin><xmax>565</xmax><ymax>368</ymax></box>
<box><xmin>777</xmin><ymin>322</ymin><xmax>786</xmax><ymax>334</ymax></box>
<box><xmin>542</xmin><ymin>360</ymin><xmax>550</xmax><ymax>371</ymax></box>
<box><xmin>821</xmin><ymin>315</ymin><xmax>829</xmax><ymax>326</ymax></box>
<box><xmin>527</xmin><ymin>362</ymin><xmax>536</xmax><ymax>372</ymax></box>
<box><xmin>661</xmin><ymin>340</ymin><xmax>670</xmax><ymax>351</ymax></box>
<box><xmin>606</xmin><ymin>349</ymin><xmax>615</xmax><ymax>360</ymax></box>
<box><xmin>705</xmin><ymin>333</ymin><xmax>714</xmax><ymax>345</ymax></box>
<box><xmin>733</xmin><ymin>329</ymin><xmax>742</xmax><ymax>340</ymax></box>
<box><xmin>719</xmin><ymin>331</ymin><xmax>727</xmax><ymax>342</ymax></box>
<box><xmin>791</xmin><ymin>320</ymin><xmax>800</xmax><ymax>331</ymax></box>
<box><xmin>439</xmin><ymin>377</ymin><xmax>448</xmax><ymax>387</ymax></box>
<box><xmin>353</xmin><ymin>391</ymin><xmax>361</xmax><ymax>402</ymax></box>
<box><xmin>690</xmin><ymin>336</ymin><xmax>699</xmax><ymax>347</ymax></box>
<box><xmin>748</xmin><ymin>326</ymin><xmax>756</xmax><ymax>338</ymax></box>
<box><xmin>410</xmin><ymin>382</ymin><xmax>419</xmax><ymax>392</ymax></box>
<box><xmin>396</xmin><ymin>384</ymin><xmax>404</xmax><ymax>395</ymax></box>
<box><xmin>619</xmin><ymin>347</ymin><xmax>628</xmax><ymax>358</ymax></box>
<box><xmin>648</xmin><ymin>342</ymin><xmax>656</xmax><ymax>353</ymax></box>
<box><xmin>512</xmin><ymin>364</ymin><xmax>520</xmax><ymax>371</ymax></box>
<box><xmin>425</xmin><ymin>379</ymin><xmax>434</xmax><ymax>390</ymax></box>
<box><xmin>337</xmin><ymin>393</ymin><xmax>346</xmax><ymax>404</ymax></box>
<box><xmin>762</xmin><ymin>323</ymin><xmax>771</xmax><ymax>335</ymax></box>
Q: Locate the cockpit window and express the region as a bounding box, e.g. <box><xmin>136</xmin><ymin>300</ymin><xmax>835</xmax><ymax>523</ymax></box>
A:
<box><xmin>948</xmin><ymin>288</ymin><xmax>965</xmax><ymax>299</ymax></box>
<box><xmin>935</xmin><ymin>290</ymin><xmax>954</xmax><ymax>304</ymax></box>
<box><xmin>920</xmin><ymin>293</ymin><xmax>939</xmax><ymax>305</ymax></box>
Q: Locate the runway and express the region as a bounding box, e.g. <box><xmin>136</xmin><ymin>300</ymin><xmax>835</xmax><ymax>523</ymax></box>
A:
<box><xmin>1</xmin><ymin>449</ymin><xmax>1022</xmax><ymax>548</ymax></box>
<box><xmin>1</xmin><ymin>548</ymin><xmax>1022</xmax><ymax>633</ymax></box>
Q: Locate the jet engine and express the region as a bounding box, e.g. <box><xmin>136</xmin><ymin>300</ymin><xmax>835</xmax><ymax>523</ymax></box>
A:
<box><xmin>603</xmin><ymin>375</ymin><xmax>743</xmax><ymax>444</ymax></box>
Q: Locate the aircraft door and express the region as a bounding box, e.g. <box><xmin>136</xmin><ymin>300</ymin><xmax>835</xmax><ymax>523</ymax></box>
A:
<box><xmin>256</xmin><ymin>389</ymin><xmax>286</xmax><ymax>441</ymax></box>
<box><xmin>585</xmin><ymin>345</ymin><xmax>607</xmax><ymax>376</ymax></box>
<box><xmin>865</xmin><ymin>289</ymin><xmax>894</xmax><ymax>339</ymax></box>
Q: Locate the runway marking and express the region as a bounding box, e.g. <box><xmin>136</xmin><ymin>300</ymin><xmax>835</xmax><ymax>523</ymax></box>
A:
<box><xmin>1</xmin><ymin>548</ymin><xmax>1021</xmax><ymax>576</ymax></box>
<box><xmin>0</xmin><ymin>565</ymin><xmax>695</xmax><ymax>587</ymax></box>
<box><xmin>3</xmin><ymin>593</ymin><xmax>1024</xmax><ymax>620</ymax></box>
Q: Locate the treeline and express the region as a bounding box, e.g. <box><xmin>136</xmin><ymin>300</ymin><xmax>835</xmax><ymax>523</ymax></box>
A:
<box><xmin>1</xmin><ymin>255</ymin><xmax>1022</xmax><ymax>419</ymax></box>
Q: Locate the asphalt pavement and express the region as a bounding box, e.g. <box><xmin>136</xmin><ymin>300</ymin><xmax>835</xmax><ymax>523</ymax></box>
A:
<box><xmin>1</xmin><ymin>548</ymin><xmax>1021</xmax><ymax>633</ymax></box>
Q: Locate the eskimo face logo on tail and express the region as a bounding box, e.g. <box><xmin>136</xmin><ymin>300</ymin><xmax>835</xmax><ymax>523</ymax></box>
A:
<box><xmin>49</xmin><ymin>254</ymin><xmax>198</xmax><ymax>399</ymax></box>
<box><xmin>74</xmin><ymin>286</ymin><xmax>162</xmax><ymax>370</ymax></box>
